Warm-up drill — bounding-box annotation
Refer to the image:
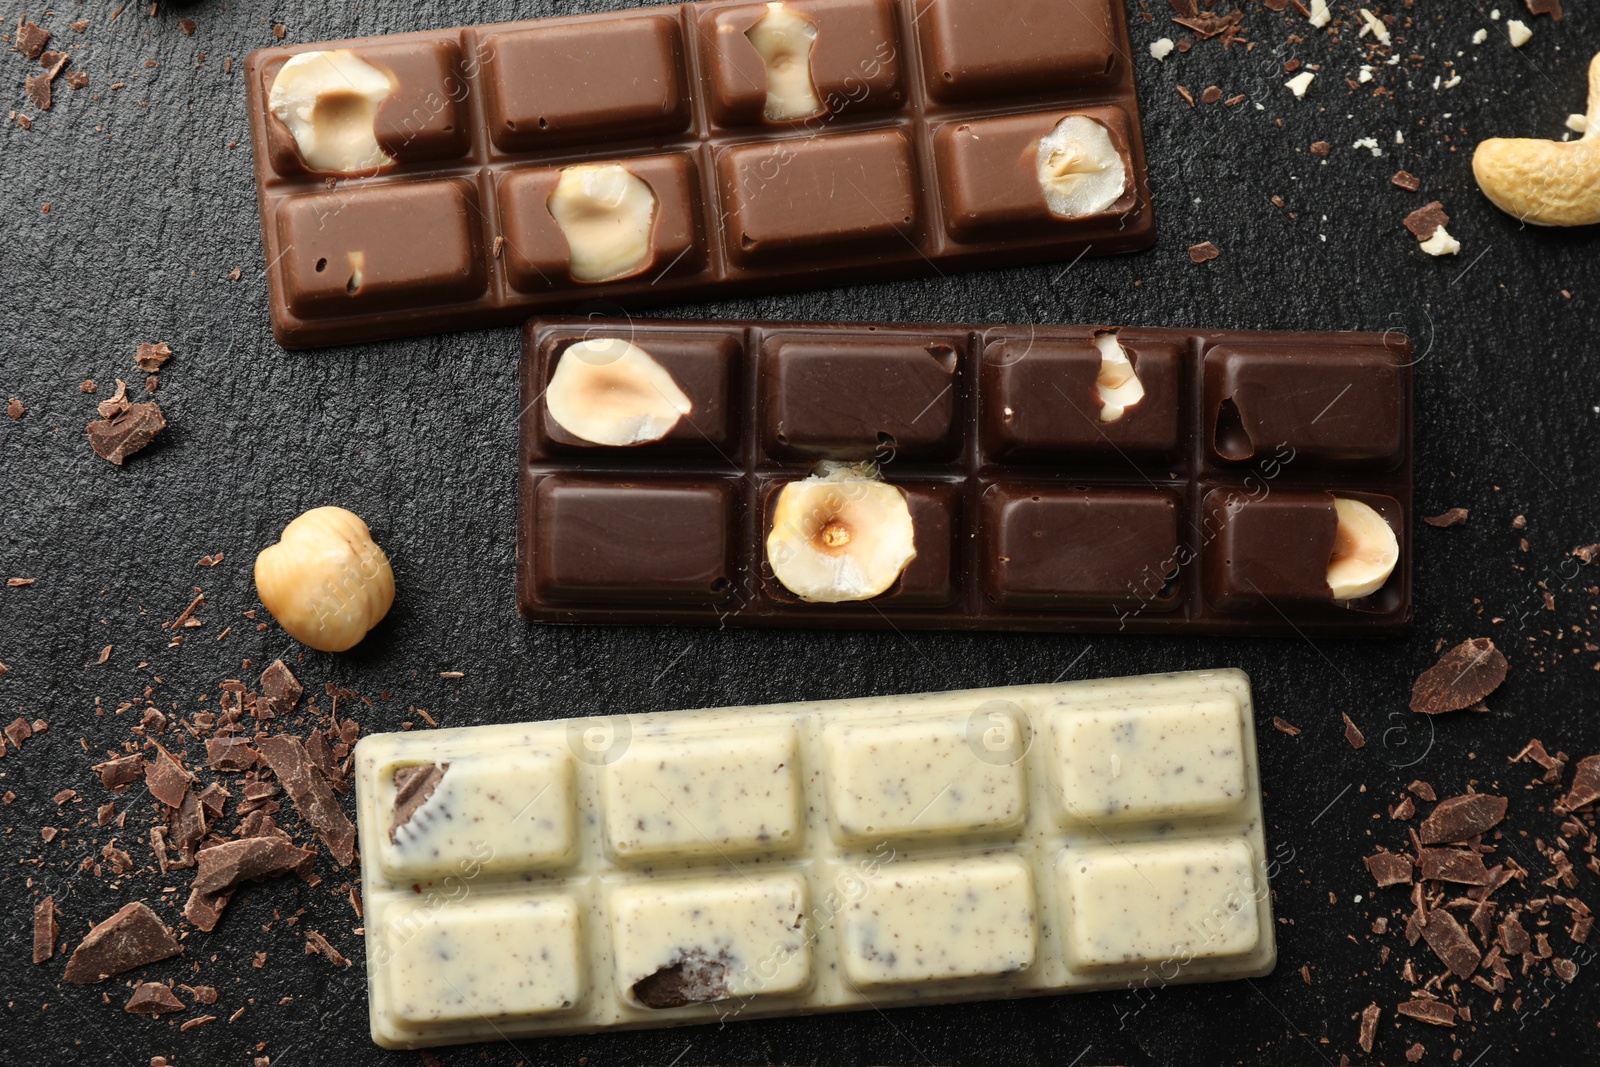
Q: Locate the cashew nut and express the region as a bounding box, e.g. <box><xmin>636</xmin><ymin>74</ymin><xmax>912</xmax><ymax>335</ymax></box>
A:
<box><xmin>1472</xmin><ymin>51</ymin><xmax>1600</xmax><ymax>227</ymax></box>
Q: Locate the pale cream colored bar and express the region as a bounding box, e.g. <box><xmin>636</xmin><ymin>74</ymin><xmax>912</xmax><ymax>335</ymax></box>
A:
<box><xmin>355</xmin><ymin>670</ymin><xmax>1277</xmax><ymax>1049</ymax></box>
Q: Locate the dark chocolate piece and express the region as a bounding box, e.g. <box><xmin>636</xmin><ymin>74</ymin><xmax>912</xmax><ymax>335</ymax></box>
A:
<box><xmin>632</xmin><ymin>950</ymin><xmax>731</xmax><ymax>1008</ymax></box>
<box><xmin>257</xmin><ymin>734</ymin><xmax>357</xmax><ymax>866</ymax></box>
<box><xmin>87</xmin><ymin>401</ymin><xmax>166</xmax><ymax>465</ymax></box>
<box><xmin>1410</xmin><ymin>638</ymin><xmax>1509</xmax><ymax>714</ymax></box>
<box><xmin>32</xmin><ymin>896</ymin><xmax>56</xmax><ymax>964</ymax></box>
<box><xmin>1417</xmin><ymin>794</ymin><xmax>1508</xmax><ymax>845</ymax></box>
<box><xmin>144</xmin><ymin>742</ymin><xmax>192</xmax><ymax>807</ymax></box>
<box><xmin>62</xmin><ymin>902</ymin><xmax>183</xmax><ymax>983</ymax></box>
<box><xmin>206</xmin><ymin>737</ymin><xmax>259</xmax><ymax>771</ymax></box>
<box><xmin>520</xmin><ymin>318</ymin><xmax>1413</xmax><ymax>636</ymax></box>
<box><xmin>244</xmin><ymin>0</ymin><xmax>1153</xmax><ymax>348</ymax></box>
<box><xmin>390</xmin><ymin>763</ymin><xmax>447</xmax><ymax>842</ymax></box>
<box><xmin>125</xmin><ymin>982</ymin><xmax>187</xmax><ymax>1015</ymax></box>
<box><xmin>260</xmin><ymin>659</ymin><xmax>303</xmax><ymax>716</ymax></box>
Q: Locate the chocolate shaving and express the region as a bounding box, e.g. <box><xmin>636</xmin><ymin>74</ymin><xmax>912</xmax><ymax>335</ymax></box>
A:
<box><xmin>1410</xmin><ymin>638</ymin><xmax>1508</xmax><ymax>715</ymax></box>
<box><xmin>1557</xmin><ymin>755</ymin><xmax>1600</xmax><ymax>813</ymax></box>
<box><xmin>1403</xmin><ymin>201</ymin><xmax>1450</xmax><ymax>242</ymax></box>
<box><xmin>183</xmin><ymin>889</ymin><xmax>233</xmax><ymax>933</ymax></box>
<box><xmin>1390</xmin><ymin>795</ymin><xmax>1416</xmax><ymax>820</ymax></box>
<box><xmin>1173</xmin><ymin>11</ymin><xmax>1244</xmax><ymax>39</ymax></box>
<box><xmin>391</xmin><ymin>763</ymin><xmax>448</xmax><ymax>843</ymax></box>
<box><xmin>96</xmin><ymin>379</ymin><xmax>129</xmax><ymax>420</ymax></box>
<box><xmin>62</xmin><ymin>901</ymin><xmax>182</xmax><ymax>983</ymax></box>
<box><xmin>1397</xmin><ymin>998</ymin><xmax>1456</xmax><ymax>1026</ymax></box>
<box><xmin>1366</xmin><ymin>849</ymin><xmax>1414</xmax><ymax>887</ymax></box>
<box><xmin>257</xmin><ymin>734</ymin><xmax>356</xmax><ymax>866</ymax></box>
<box><xmin>144</xmin><ymin>741</ymin><xmax>192</xmax><ymax>807</ymax></box>
<box><xmin>1358</xmin><ymin>1003</ymin><xmax>1380</xmax><ymax>1052</ymax></box>
<box><xmin>1418</xmin><ymin>794</ymin><xmax>1508</xmax><ymax>844</ymax></box>
<box><xmin>25</xmin><ymin>71</ymin><xmax>51</xmax><ymax>110</ymax></box>
<box><xmin>5</xmin><ymin>716</ymin><xmax>33</xmax><ymax>748</ymax></box>
<box><xmin>181</xmin><ymin>984</ymin><xmax>217</xmax><ymax>1004</ymax></box>
<box><xmin>1392</xmin><ymin>170</ymin><xmax>1422</xmax><ymax>192</ymax></box>
<box><xmin>1342</xmin><ymin>712</ymin><xmax>1366</xmax><ymax>749</ymax></box>
<box><xmin>1271</xmin><ymin>716</ymin><xmax>1301</xmax><ymax>736</ymax></box>
<box><xmin>1423</xmin><ymin>507</ymin><xmax>1468</xmax><ymax>528</ymax></box>
<box><xmin>1409</xmin><ymin>780</ymin><xmax>1436</xmax><ymax>802</ymax></box>
<box><xmin>95</xmin><ymin>753</ymin><xmax>145</xmax><ymax>789</ymax></box>
<box><xmin>260</xmin><ymin>659</ymin><xmax>303</xmax><ymax>716</ymax></box>
<box><xmin>304</xmin><ymin>929</ymin><xmax>351</xmax><ymax>967</ymax></box>
<box><xmin>1417</xmin><ymin>847</ymin><xmax>1492</xmax><ymax>884</ymax></box>
<box><xmin>87</xmin><ymin>401</ymin><xmax>166</xmax><ymax>465</ymax></box>
<box><xmin>32</xmin><ymin>896</ymin><xmax>57</xmax><ymax>963</ymax></box>
<box><xmin>1552</xmin><ymin>957</ymin><xmax>1577</xmax><ymax>982</ymax></box>
<box><xmin>134</xmin><ymin>341</ymin><xmax>171</xmax><ymax>371</ymax></box>
<box><xmin>206</xmin><ymin>736</ymin><xmax>258</xmax><ymax>771</ymax></box>
<box><xmin>1421</xmin><ymin>909</ymin><xmax>1481</xmax><ymax>978</ymax></box>
<box><xmin>125</xmin><ymin>982</ymin><xmax>185</xmax><ymax>1015</ymax></box>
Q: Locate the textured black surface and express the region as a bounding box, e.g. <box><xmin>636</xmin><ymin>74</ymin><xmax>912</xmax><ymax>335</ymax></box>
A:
<box><xmin>2</xmin><ymin>1</ymin><xmax>1598</xmax><ymax>1065</ymax></box>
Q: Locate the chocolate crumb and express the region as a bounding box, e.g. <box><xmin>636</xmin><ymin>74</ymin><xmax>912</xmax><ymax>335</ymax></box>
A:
<box><xmin>180</xmin><ymin>984</ymin><xmax>217</xmax><ymax>1004</ymax></box>
<box><xmin>87</xmin><ymin>401</ymin><xmax>166</xmax><ymax>465</ymax></box>
<box><xmin>179</xmin><ymin>17</ymin><xmax>196</xmax><ymax>35</ymax></box>
<box><xmin>1424</xmin><ymin>508</ymin><xmax>1469</xmax><ymax>528</ymax></box>
<box><xmin>1271</xmin><ymin>716</ymin><xmax>1301</xmax><ymax>736</ymax></box>
<box><xmin>6</xmin><ymin>716</ymin><xmax>34</xmax><ymax>748</ymax></box>
<box><xmin>1418</xmin><ymin>793</ymin><xmax>1508</xmax><ymax>844</ymax></box>
<box><xmin>134</xmin><ymin>341</ymin><xmax>171</xmax><ymax>372</ymax></box>
<box><xmin>1403</xmin><ymin>201</ymin><xmax>1450</xmax><ymax>242</ymax></box>
<box><xmin>1359</xmin><ymin>1003</ymin><xmax>1380</xmax><ymax>1052</ymax></box>
<box><xmin>260</xmin><ymin>659</ymin><xmax>303</xmax><ymax>716</ymax></box>
<box><xmin>304</xmin><ymin>929</ymin><xmax>351</xmax><ymax>967</ymax></box>
<box><xmin>1176</xmin><ymin>84</ymin><xmax>1196</xmax><ymax>107</ymax></box>
<box><xmin>65</xmin><ymin>70</ymin><xmax>88</xmax><ymax>89</ymax></box>
<box><xmin>1409</xmin><ymin>780</ymin><xmax>1436</xmax><ymax>802</ymax></box>
<box><xmin>1390</xmin><ymin>795</ymin><xmax>1415</xmax><ymax>820</ymax></box>
<box><xmin>1410</xmin><ymin>638</ymin><xmax>1508</xmax><ymax>715</ymax></box>
<box><xmin>1189</xmin><ymin>241</ymin><xmax>1220</xmax><ymax>263</ymax></box>
<box><xmin>1525</xmin><ymin>0</ymin><xmax>1563</xmax><ymax>19</ymax></box>
<box><xmin>180</xmin><ymin>1015</ymin><xmax>217</xmax><ymax>1031</ymax></box>
<box><xmin>62</xmin><ymin>901</ymin><xmax>182</xmax><ymax>983</ymax></box>
<box><xmin>125</xmin><ymin>982</ymin><xmax>185</xmax><ymax>1015</ymax></box>
<box><xmin>1572</xmin><ymin>543</ymin><xmax>1600</xmax><ymax>564</ymax></box>
<box><xmin>1406</xmin><ymin>1043</ymin><xmax>1424</xmax><ymax>1063</ymax></box>
<box><xmin>1201</xmin><ymin>85</ymin><xmax>1222</xmax><ymax>104</ymax></box>
<box><xmin>33</xmin><ymin>896</ymin><xmax>57</xmax><ymax>963</ymax></box>
<box><xmin>1310</xmin><ymin>140</ymin><xmax>1331</xmax><ymax>156</ymax></box>
<box><xmin>1392</xmin><ymin>170</ymin><xmax>1422</xmax><ymax>192</ymax></box>
<box><xmin>272</xmin><ymin>23</ymin><xmax>287</xmax><ymax>38</ymax></box>
<box><xmin>1552</xmin><ymin>957</ymin><xmax>1577</xmax><ymax>982</ymax></box>
<box><xmin>1397</xmin><ymin>998</ymin><xmax>1457</xmax><ymax>1026</ymax></box>
<box><xmin>6</xmin><ymin>397</ymin><xmax>23</xmax><ymax>420</ymax></box>
<box><xmin>1342</xmin><ymin>712</ymin><xmax>1366</xmax><ymax>749</ymax></box>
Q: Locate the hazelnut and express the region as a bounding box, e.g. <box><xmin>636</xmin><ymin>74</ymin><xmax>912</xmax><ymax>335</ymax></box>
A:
<box><xmin>254</xmin><ymin>506</ymin><xmax>395</xmax><ymax>652</ymax></box>
<box><xmin>1037</xmin><ymin>116</ymin><xmax>1127</xmax><ymax>219</ymax></box>
<box><xmin>1094</xmin><ymin>331</ymin><xmax>1145</xmax><ymax>423</ymax></box>
<box><xmin>268</xmin><ymin>50</ymin><xmax>395</xmax><ymax>175</ymax></box>
<box><xmin>546</xmin><ymin>338</ymin><xmax>693</xmax><ymax>446</ymax></box>
<box><xmin>1327</xmin><ymin>498</ymin><xmax>1399</xmax><ymax>601</ymax></box>
<box><xmin>767</xmin><ymin>463</ymin><xmax>917</xmax><ymax>603</ymax></box>
<box><xmin>1473</xmin><ymin>51</ymin><xmax>1600</xmax><ymax>227</ymax></box>
<box><xmin>546</xmin><ymin>164</ymin><xmax>657</xmax><ymax>283</ymax></box>
<box><xmin>745</xmin><ymin>3</ymin><xmax>824</xmax><ymax>122</ymax></box>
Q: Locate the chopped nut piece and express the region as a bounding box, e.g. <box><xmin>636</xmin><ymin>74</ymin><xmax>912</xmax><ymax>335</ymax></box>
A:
<box><xmin>1093</xmin><ymin>331</ymin><xmax>1145</xmax><ymax>423</ymax></box>
<box><xmin>1474</xmin><ymin>52</ymin><xmax>1600</xmax><ymax>227</ymax></box>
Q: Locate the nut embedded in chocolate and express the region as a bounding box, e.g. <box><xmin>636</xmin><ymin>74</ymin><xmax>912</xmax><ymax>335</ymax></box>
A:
<box><xmin>1037</xmin><ymin>115</ymin><xmax>1128</xmax><ymax>219</ymax></box>
<box><xmin>545</xmin><ymin>339</ymin><xmax>693</xmax><ymax>447</ymax></box>
<box><xmin>1093</xmin><ymin>331</ymin><xmax>1145</xmax><ymax>423</ymax></box>
<box><xmin>745</xmin><ymin>3</ymin><xmax>824</xmax><ymax>122</ymax></box>
<box><xmin>1327</xmin><ymin>498</ymin><xmax>1400</xmax><ymax>600</ymax></box>
<box><xmin>547</xmin><ymin>164</ymin><xmax>658</xmax><ymax>283</ymax></box>
<box><xmin>268</xmin><ymin>50</ymin><xmax>396</xmax><ymax>174</ymax></box>
<box><xmin>767</xmin><ymin>463</ymin><xmax>917</xmax><ymax>603</ymax></box>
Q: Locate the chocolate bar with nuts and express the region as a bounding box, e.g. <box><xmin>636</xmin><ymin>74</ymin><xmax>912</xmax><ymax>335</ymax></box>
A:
<box><xmin>243</xmin><ymin>0</ymin><xmax>1152</xmax><ymax>348</ymax></box>
<box><xmin>355</xmin><ymin>669</ymin><xmax>1276</xmax><ymax>1048</ymax></box>
<box><xmin>518</xmin><ymin>317</ymin><xmax>1413</xmax><ymax>635</ymax></box>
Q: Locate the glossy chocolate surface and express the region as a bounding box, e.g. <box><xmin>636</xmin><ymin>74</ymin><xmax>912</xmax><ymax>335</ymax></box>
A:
<box><xmin>244</xmin><ymin>0</ymin><xmax>1152</xmax><ymax>349</ymax></box>
<box><xmin>519</xmin><ymin>318</ymin><xmax>1414</xmax><ymax>636</ymax></box>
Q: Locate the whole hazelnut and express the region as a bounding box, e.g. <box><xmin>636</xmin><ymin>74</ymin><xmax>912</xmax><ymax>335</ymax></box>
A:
<box><xmin>254</xmin><ymin>506</ymin><xmax>395</xmax><ymax>652</ymax></box>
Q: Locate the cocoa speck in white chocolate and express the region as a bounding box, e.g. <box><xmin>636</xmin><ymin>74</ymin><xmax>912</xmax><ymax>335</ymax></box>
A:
<box><xmin>354</xmin><ymin>670</ymin><xmax>1275</xmax><ymax>1049</ymax></box>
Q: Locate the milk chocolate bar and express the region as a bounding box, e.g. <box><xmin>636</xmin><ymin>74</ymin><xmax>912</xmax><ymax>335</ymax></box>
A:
<box><xmin>355</xmin><ymin>670</ymin><xmax>1276</xmax><ymax>1048</ymax></box>
<box><xmin>243</xmin><ymin>0</ymin><xmax>1152</xmax><ymax>349</ymax></box>
<box><xmin>518</xmin><ymin>318</ymin><xmax>1413</xmax><ymax>635</ymax></box>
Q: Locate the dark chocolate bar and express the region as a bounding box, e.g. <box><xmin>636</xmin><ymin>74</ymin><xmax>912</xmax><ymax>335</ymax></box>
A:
<box><xmin>518</xmin><ymin>318</ymin><xmax>1414</xmax><ymax>636</ymax></box>
<box><xmin>244</xmin><ymin>0</ymin><xmax>1152</xmax><ymax>349</ymax></box>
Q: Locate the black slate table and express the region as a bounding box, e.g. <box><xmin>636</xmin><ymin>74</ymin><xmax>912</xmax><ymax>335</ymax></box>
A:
<box><xmin>2</xmin><ymin>1</ymin><xmax>1597</xmax><ymax>1064</ymax></box>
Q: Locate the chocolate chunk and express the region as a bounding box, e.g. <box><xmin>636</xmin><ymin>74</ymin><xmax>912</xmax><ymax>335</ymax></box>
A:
<box><xmin>391</xmin><ymin>763</ymin><xmax>448</xmax><ymax>842</ymax></box>
<box><xmin>1403</xmin><ymin>201</ymin><xmax>1450</xmax><ymax>242</ymax></box>
<box><xmin>1310</xmin><ymin>140</ymin><xmax>1330</xmax><ymax>156</ymax></box>
<box><xmin>32</xmin><ymin>896</ymin><xmax>57</xmax><ymax>963</ymax></box>
<box><xmin>305</xmin><ymin>728</ymin><xmax>335</xmax><ymax>777</ymax></box>
<box><xmin>191</xmin><ymin>836</ymin><xmax>316</xmax><ymax>896</ymax></box>
<box><xmin>125</xmin><ymin>982</ymin><xmax>185</xmax><ymax>1015</ymax></box>
<box><xmin>304</xmin><ymin>929</ymin><xmax>351</xmax><ymax>967</ymax></box>
<box><xmin>15</xmin><ymin>19</ymin><xmax>50</xmax><ymax>58</ymax></box>
<box><xmin>87</xmin><ymin>401</ymin><xmax>166</xmax><ymax>465</ymax></box>
<box><xmin>1421</xmin><ymin>909</ymin><xmax>1481</xmax><ymax>978</ymax></box>
<box><xmin>1410</xmin><ymin>638</ymin><xmax>1508</xmax><ymax>715</ymax></box>
<box><xmin>1511</xmin><ymin>738</ymin><xmax>1565</xmax><ymax>783</ymax></box>
<box><xmin>1389</xmin><ymin>795</ymin><xmax>1415</xmax><ymax>820</ymax></box>
<box><xmin>198</xmin><ymin>781</ymin><xmax>229</xmax><ymax>819</ymax></box>
<box><xmin>143</xmin><ymin>741</ymin><xmax>192</xmax><ymax>807</ymax></box>
<box><xmin>1423</xmin><ymin>507</ymin><xmax>1468</xmax><ymax>528</ymax></box>
<box><xmin>1417</xmin><ymin>848</ymin><xmax>1492</xmax><ymax>884</ymax></box>
<box><xmin>1392</xmin><ymin>170</ymin><xmax>1422</xmax><ymax>192</ymax></box>
<box><xmin>206</xmin><ymin>736</ymin><xmax>258</xmax><ymax>771</ymax></box>
<box><xmin>62</xmin><ymin>901</ymin><xmax>182</xmax><ymax>983</ymax></box>
<box><xmin>1525</xmin><ymin>0</ymin><xmax>1563</xmax><ymax>19</ymax></box>
<box><xmin>1358</xmin><ymin>1003</ymin><xmax>1380</xmax><ymax>1053</ymax></box>
<box><xmin>256</xmin><ymin>735</ymin><xmax>356</xmax><ymax>866</ymax></box>
<box><xmin>134</xmin><ymin>341</ymin><xmax>171</xmax><ymax>371</ymax></box>
<box><xmin>25</xmin><ymin>72</ymin><xmax>51</xmax><ymax>111</ymax></box>
<box><xmin>1201</xmin><ymin>85</ymin><xmax>1223</xmax><ymax>105</ymax></box>
<box><xmin>1418</xmin><ymin>794</ymin><xmax>1508</xmax><ymax>844</ymax></box>
<box><xmin>5</xmin><ymin>717</ymin><xmax>33</xmax><ymax>748</ymax></box>
<box><xmin>95</xmin><ymin>753</ymin><xmax>145</xmax><ymax>789</ymax></box>
<box><xmin>1397</xmin><ymin>998</ymin><xmax>1456</xmax><ymax>1026</ymax></box>
<box><xmin>1366</xmin><ymin>849</ymin><xmax>1414</xmax><ymax>887</ymax></box>
<box><xmin>632</xmin><ymin>950</ymin><xmax>731</xmax><ymax>1008</ymax></box>
<box><xmin>1189</xmin><ymin>240</ymin><xmax>1220</xmax><ymax>263</ymax></box>
<box><xmin>259</xmin><ymin>659</ymin><xmax>303</xmax><ymax>716</ymax></box>
<box><xmin>1409</xmin><ymin>780</ymin><xmax>1436</xmax><ymax>802</ymax></box>
<box><xmin>183</xmin><ymin>888</ymin><xmax>233</xmax><ymax>933</ymax></box>
<box><xmin>1342</xmin><ymin>713</ymin><xmax>1366</xmax><ymax>749</ymax></box>
<box><xmin>171</xmin><ymin>789</ymin><xmax>207</xmax><ymax>860</ymax></box>
<box><xmin>1557</xmin><ymin>755</ymin><xmax>1600</xmax><ymax>813</ymax></box>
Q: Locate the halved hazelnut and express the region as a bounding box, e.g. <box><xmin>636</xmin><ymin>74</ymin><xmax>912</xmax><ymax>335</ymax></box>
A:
<box><xmin>547</xmin><ymin>164</ymin><xmax>658</xmax><ymax>283</ymax></box>
<box><xmin>545</xmin><ymin>338</ymin><xmax>693</xmax><ymax>447</ymax></box>
<box><xmin>268</xmin><ymin>50</ymin><xmax>395</xmax><ymax>175</ymax></box>
<box><xmin>1094</xmin><ymin>331</ymin><xmax>1145</xmax><ymax>423</ymax></box>
<box><xmin>767</xmin><ymin>463</ymin><xmax>917</xmax><ymax>603</ymax></box>
<box><xmin>746</xmin><ymin>2</ymin><xmax>824</xmax><ymax>122</ymax></box>
<box><xmin>1037</xmin><ymin>116</ymin><xmax>1128</xmax><ymax>219</ymax></box>
<box><xmin>1328</xmin><ymin>498</ymin><xmax>1399</xmax><ymax>600</ymax></box>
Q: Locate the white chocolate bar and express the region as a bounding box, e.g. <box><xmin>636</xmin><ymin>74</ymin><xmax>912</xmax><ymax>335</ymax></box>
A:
<box><xmin>354</xmin><ymin>670</ymin><xmax>1276</xmax><ymax>1049</ymax></box>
